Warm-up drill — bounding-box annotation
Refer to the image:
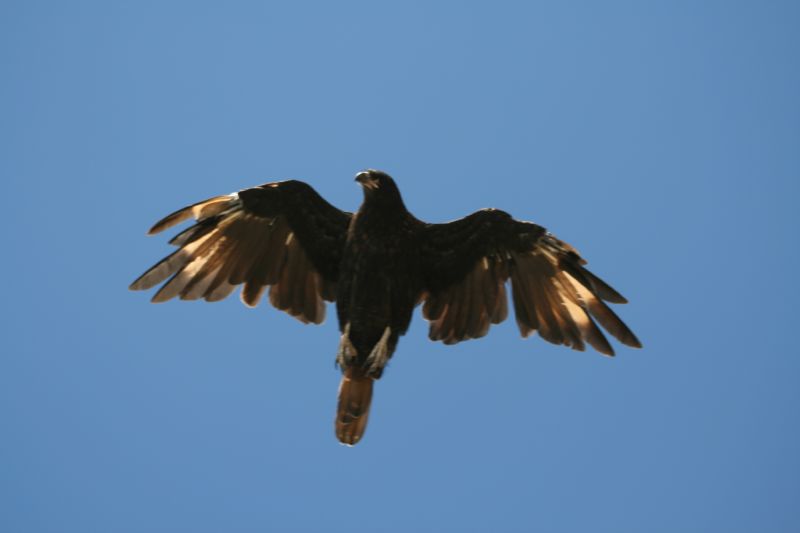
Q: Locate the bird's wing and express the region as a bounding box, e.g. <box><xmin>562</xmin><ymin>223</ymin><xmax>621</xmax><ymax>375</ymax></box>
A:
<box><xmin>130</xmin><ymin>180</ymin><xmax>351</xmax><ymax>324</ymax></box>
<box><xmin>419</xmin><ymin>209</ymin><xmax>641</xmax><ymax>355</ymax></box>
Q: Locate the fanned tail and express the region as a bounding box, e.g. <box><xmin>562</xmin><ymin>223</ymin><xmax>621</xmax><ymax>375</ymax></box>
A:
<box><xmin>335</xmin><ymin>368</ymin><xmax>373</xmax><ymax>446</ymax></box>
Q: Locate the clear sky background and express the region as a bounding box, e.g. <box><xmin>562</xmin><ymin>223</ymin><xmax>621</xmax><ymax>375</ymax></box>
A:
<box><xmin>2</xmin><ymin>1</ymin><xmax>798</xmax><ymax>532</ymax></box>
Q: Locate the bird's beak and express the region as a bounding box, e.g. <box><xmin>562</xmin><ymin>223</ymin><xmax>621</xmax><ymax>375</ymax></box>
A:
<box><xmin>355</xmin><ymin>172</ymin><xmax>379</xmax><ymax>190</ymax></box>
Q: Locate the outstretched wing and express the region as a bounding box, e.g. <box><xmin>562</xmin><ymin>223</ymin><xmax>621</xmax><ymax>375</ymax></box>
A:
<box><xmin>419</xmin><ymin>209</ymin><xmax>641</xmax><ymax>355</ymax></box>
<box><xmin>130</xmin><ymin>180</ymin><xmax>351</xmax><ymax>324</ymax></box>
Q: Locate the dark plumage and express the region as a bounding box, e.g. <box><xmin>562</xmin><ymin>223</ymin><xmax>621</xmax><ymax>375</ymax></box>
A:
<box><xmin>130</xmin><ymin>170</ymin><xmax>641</xmax><ymax>445</ymax></box>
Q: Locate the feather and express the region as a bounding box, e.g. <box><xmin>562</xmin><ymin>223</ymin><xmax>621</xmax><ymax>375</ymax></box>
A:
<box><xmin>492</xmin><ymin>281</ymin><xmax>509</xmax><ymax>324</ymax></box>
<box><xmin>168</xmin><ymin>217</ymin><xmax>219</xmax><ymax>247</ymax></box>
<box><xmin>511</xmin><ymin>271</ymin><xmax>534</xmax><ymax>338</ymax></box>
<box><xmin>237</xmin><ymin>248</ymin><xmax>270</xmax><ymax>306</ymax></box>
<box><xmin>321</xmin><ymin>279</ymin><xmax>337</xmax><ymax>302</ymax></box>
<box><xmin>290</xmin><ymin>244</ymin><xmax>311</xmax><ymax>321</ymax></box>
<box><xmin>241</xmin><ymin>281</ymin><xmax>267</xmax><ymax>308</ymax></box>
<box><xmin>206</xmin><ymin>280</ymin><xmax>236</xmax><ymax>302</ymax></box>
<box><xmin>436</xmin><ymin>290</ymin><xmax>455</xmax><ymax>343</ymax></box>
<box><xmin>423</xmin><ymin>292</ymin><xmax>446</xmax><ymax>321</ymax></box>
<box><xmin>555</xmin><ymin>272</ymin><xmax>614</xmax><ymax>355</ymax></box>
<box><xmin>147</xmin><ymin>195</ymin><xmax>233</xmax><ymax>235</ymax></box>
<box><xmin>129</xmin><ymin>229</ymin><xmax>218</xmax><ymax>291</ymax></box>
<box><xmin>514</xmin><ymin>253</ymin><xmax>563</xmax><ymax>345</ymax></box>
<box><xmin>425</xmin><ymin>285</ymin><xmax>450</xmax><ymax>339</ymax></box>
<box><xmin>451</xmin><ymin>267</ymin><xmax>472</xmax><ymax>342</ymax></box>
<box><xmin>228</xmin><ymin>216</ymin><xmax>269</xmax><ymax>284</ymax></box>
<box><xmin>242</xmin><ymin>221</ymin><xmax>290</xmax><ymax>308</ymax></box>
<box><xmin>563</xmin><ymin>271</ymin><xmax>641</xmax><ymax>348</ymax></box>
<box><xmin>466</xmin><ymin>268</ymin><xmax>489</xmax><ymax>339</ymax></box>
<box><xmin>561</xmin><ymin>260</ymin><xmax>628</xmax><ymax>304</ymax></box>
<box><xmin>578</xmin><ymin>266</ymin><xmax>628</xmax><ymax>304</ymax></box>
<box><xmin>269</xmin><ymin>233</ymin><xmax>297</xmax><ymax>312</ymax></box>
<box><xmin>202</xmin><ymin>215</ymin><xmax>259</xmax><ymax>294</ymax></box>
<box><xmin>178</xmin><ymin>238</ymin><xmax>230</xmax><ymax>298</ymax></box>
<box><xmin>303</xmin><ymin>271</ymin><xmax>320</xmax><ymax>324</ymax></box>
<box><xmin>150</xmin><ymin>259</ymin><xmax>204</xmax><ymax>303</ymax></box>
<box><xmin>180</xmin><ymin>264</ymin><xmax>222</xmax><ymax>301</ymax></box>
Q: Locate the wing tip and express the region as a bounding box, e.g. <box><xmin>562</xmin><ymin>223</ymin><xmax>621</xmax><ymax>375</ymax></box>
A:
<box><xmin>598</xmin><ymin>345</ymin><xmax>616</xmax><ymax>357</ymax></box>
<box><xmin>147</xmin><ymin>210</ymin><xmax>188</xmax><ymax>235</ymax></box>
<box><xmin>145</xmin><ymin>195</ymin><xmax>236</xmax><ymax>236</ymax></box>
<box><xmin>626</xmin><ymin>335</ymin><xmax>643</xmax><ymax>349</ymax></box>
<box><xmin>129</xmin><ymin>275</ymin><xmax>151</xmax><ymax>291</ymax></box>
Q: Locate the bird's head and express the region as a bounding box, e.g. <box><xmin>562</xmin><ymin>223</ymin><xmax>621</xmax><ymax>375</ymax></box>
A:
<box><xmin>355</xmin><ymin>169</ymin><xmax>393</xmax><ymax>191</ymax></box>
<box><xmin>355</xmin><ymin>169</ymin><xmax>403</xmax><ymax>205</ymax></box>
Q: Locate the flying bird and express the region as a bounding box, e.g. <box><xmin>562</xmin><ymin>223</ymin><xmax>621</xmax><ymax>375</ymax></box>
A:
<box><xmin>130</xmin><ymin>170</ymin><xmax>641</xmax><ymax>445</ymax></box>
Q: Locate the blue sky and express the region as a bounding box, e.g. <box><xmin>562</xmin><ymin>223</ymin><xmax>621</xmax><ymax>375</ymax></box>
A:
<box><xmin>2</xmin><ymin>1</ymin><xmax>798</xmax><ymax>532</ymax></box>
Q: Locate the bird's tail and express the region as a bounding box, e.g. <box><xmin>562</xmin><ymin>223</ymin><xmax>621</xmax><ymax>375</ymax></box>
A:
<box><xmin>335</xmin><ymin>368</ymin><xmax>374</xmax><ymax>446</ymax></box>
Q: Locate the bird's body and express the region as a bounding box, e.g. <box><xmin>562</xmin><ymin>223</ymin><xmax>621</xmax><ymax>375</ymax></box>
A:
<box><xmin>333</xmin><ymin>175</ymin><xmax>425</xmax><ymax>442</ymax></box>
<box><xmin>131</xmin><ymin>170</ymin><xmax>641</xmax><ymax>445</ymax></box>
<box><xmin>338</xmin><ymin>178</ymin><xmax>421</xmax><ymax>371</ymax></box>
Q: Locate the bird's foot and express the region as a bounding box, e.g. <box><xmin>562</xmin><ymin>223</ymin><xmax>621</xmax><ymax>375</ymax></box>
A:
<box><xmin>366</xmin><ymin>327</ymin><xmax>392</xmax><ymax>377</ymax></box>
<box><xmin>336</xmin><ymin>323</ymin><xmax>358</xmax><ymax>368</ymax></box>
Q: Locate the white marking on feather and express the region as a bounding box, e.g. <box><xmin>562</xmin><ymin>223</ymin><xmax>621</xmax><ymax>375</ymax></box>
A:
<box><xmin>482</xmin><ymin>257</ymin><xmax>489</xmax><ymax>270</ymax></box>
<box><xmin>285</xmin><ymin>232</ymin><xmax>294</xmax><ymax>245</ymax></box>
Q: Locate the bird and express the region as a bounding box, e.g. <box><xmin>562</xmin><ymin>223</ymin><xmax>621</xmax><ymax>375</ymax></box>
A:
<box><xmin>130</xmin><ymin>169</ymin><xmax>641</xmax><ymax>445</ymax></box>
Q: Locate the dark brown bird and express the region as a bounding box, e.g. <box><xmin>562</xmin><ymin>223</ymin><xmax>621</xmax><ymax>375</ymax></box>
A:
<box><xmin>130</xmin><ymin>170</ymin><xmax>641</xmax><ymax>445</ymax></box>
